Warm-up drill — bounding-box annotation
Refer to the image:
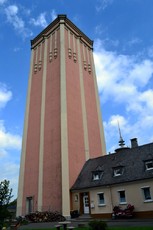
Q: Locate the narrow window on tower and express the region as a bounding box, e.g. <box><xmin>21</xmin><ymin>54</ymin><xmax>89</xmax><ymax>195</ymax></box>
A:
<box><xmin>26</xmin><ymin>196</ymin><xmax>33</xmax><ymax>214</ymax></box>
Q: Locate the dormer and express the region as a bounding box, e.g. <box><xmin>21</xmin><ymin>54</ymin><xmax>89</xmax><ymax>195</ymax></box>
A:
<box><xmin>145</xmin><ymin>160</ymin><xmax>153</xmax><ymax>171</ymax></box>
<box><xmin>92</xmin><ymin>171</ymin><xmax>103</xmax><ymax>181</ymax></box>
<box><xmin>92</xmin><ymin>166</ymin><xmax>103</xmax><ymax>181</ymax></box>
<box><xmin>113</xmin><ymin>166</ymin><xmax>124</xmax><ymax>177</ymax></box>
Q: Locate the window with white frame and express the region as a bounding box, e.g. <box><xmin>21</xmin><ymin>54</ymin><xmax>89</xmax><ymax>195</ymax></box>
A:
<box><xmin>92</xmin><ymin>171</ymin><xmax>103</xmax><ymax>181</ymax></box>
<box><xmin>145</xmin><ymin>160</ymin><xmax>153</xmax><ymax>170</ymax></box>
<box><xmin>118</xmin><ymin>190</ymin><xmax>126</xmax><ymax>203</ymax></box>
<box><xmin>113</xmin><ymin>167</ymin><xmax>124</xmax><ymax>177</ymax></box>
<box><xmin>141</xmin><ymin>187</ymin><xmax>152</xmax><ymax>201</ymax></box>
<box><xmin>74</xmin><ymin>194</ymin><xmax>78</xmax><ymax>202</ymax></box>
<box><xmin>97</xmin><ymin>193</ymin><xmax>105</xmax><ymax>206</ymax></box>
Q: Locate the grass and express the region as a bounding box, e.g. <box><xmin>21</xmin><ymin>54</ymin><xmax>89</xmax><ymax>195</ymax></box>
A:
<box><xmin>108</xmin><ymin>228</ymin><xmax>153</xmax><ymax>230</ymax></box>
<box><xmin>19</xmin><ymin>228</ymin><xmax>88</xmax><ymax>230</ymax></box>
<box><xmin>20</xmin><ymin>227</ymin><xmax>153</xmax><ymax>230</ymax></box>
<box><xmin>17</xmin><ymin>228</ymin><xmax>87</xmax><ymax>230</ymax></box>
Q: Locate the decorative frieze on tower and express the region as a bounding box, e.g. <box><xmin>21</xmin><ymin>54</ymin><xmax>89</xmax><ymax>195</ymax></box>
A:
<box><xmin>17</xmin><ymin>15</ymin><xmax>106</xmax><ymax>218</ymax></box>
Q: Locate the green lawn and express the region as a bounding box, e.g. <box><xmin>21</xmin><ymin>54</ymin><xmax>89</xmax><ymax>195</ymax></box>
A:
<box><xmin>21</xmin><ymin>227</ymin><xmax>153</xmax><ymax>230</ymax></box>
<box><xmin>108</xmin><ymin>228</ymin><xmax>153</xmax><ymax>230</ymax></box>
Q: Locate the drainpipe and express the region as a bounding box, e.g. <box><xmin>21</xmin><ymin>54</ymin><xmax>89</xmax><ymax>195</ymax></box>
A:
<box><xmin>109</xmin><ymin>186</ymin><xmax>113</xmax><ymax>217</ymax></box>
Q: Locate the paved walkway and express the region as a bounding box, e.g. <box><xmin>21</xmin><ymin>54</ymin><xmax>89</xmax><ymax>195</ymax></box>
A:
<box><xmin>19</xmin><ymin>218</ymin><xmax>153</xmax><ymax>229</ymax></box>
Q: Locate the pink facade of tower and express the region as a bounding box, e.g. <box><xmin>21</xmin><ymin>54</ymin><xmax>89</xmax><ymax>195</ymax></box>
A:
<box><xmin>17</xmin><ymin>15</ymin><xmax>106</xmax><ymax>217</ymax></box>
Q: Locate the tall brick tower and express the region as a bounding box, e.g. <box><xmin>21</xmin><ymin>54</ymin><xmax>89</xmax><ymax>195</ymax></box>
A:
<box><xmin>17</xmin><ymin>15</ymin><xmax>106</xmax><ymax>217</ymax></box>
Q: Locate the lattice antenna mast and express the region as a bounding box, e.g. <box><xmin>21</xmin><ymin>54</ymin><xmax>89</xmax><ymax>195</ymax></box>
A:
<box><xmin>117</xmin><ymin>121</ymin><xmax>125</xmax><ymax>148</ymax></box>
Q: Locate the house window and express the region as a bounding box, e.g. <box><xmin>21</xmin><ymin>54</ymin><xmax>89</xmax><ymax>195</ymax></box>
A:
<box><xmin>118</xmin><ymin>190</ymin><xmax>126</xmax><ymax>204</ymax></box>
<box><xmin>142</xmin><ymin>187</ymin><xmax>152</xmax><ymax>201</ymax></box>
<box><xmin>145</xmin><ymin>160</ymin><xmax>153</xmax><ymax>170</ymax></box>
<box><xmin>113</xmin><ymin>167</ymin><xmax>123</xmax><ymax>177</ymax></box>
<box><xmin>74</xmin><ymin>194</ymin><xmax>78</xmax><ymax>202</ymax></box>
<box><xmin>97</xmin><ymin>193</ymin><xmax>105</xmax><ymax>206</ymax></box>
<box><xmin>92</xmin><ymin>171</ymin><xmax>103</xmax><ymax>181</ymax></box>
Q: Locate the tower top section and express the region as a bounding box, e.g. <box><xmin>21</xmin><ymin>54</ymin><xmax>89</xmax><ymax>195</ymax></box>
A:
<box><xmin>31</xmin><ymin>14</ymin><xmax>93</xmax><ymax>49</ymax></box>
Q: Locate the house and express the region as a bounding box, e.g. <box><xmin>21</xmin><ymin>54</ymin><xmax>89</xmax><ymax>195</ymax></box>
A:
<box><xmin>71</xmin><ymin>138</ymin><xmax>153</xmax><ymax>218</ymax></box>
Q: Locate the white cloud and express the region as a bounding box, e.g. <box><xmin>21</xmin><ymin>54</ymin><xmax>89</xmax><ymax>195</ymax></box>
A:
<box><xmin>5</xmin><ymin>5</ymin><xmax>25</xmax><ymax>30</ymax></box>
<box><xmin>0</xmin><ymin>149</ymin><xmax>7</xmax><ymax>157</ymax></box>
<box><xmin>0</xmin><ymin>162</ymin><xmax>19</xmax><ymax>179</ymax></box>
<box><xmin>30</xmin><ymin>12</ymin><xmax>48</xmax><ymax>28</ymax></box>
<box><xmin>29</xmin><ymin>9</ymin><xmax>57</xmax><ymax>29</ymax></box>
<box><xmin>128</xmin><ymin>37</ymin><xmax>142</xmax><ymax>46</ymax></box>
<box><xmin>0</xmin><ymin>161</ymin><xmax>20</xmax><ymax>199</ymax></box>
<box><xmin>94</xmin><ymin>39</ymin><xmax>153</xmax><ymax>105</ymax></box>
<box><xmin>0</xmin><ymin>120</ymin><xmax>22</xmax><ymax>151</ymax></box>
<box><xmin>148</xmin><ymin>46</ymin><xmax>153</xmax><ymax>58</ymax></box>
<box><xmin>95</xmin><ymin>25</ymin><xmax>104</xmax><ymax>36</ymax></box>
<box><xmin>13</xmin><ymin>47</ymin><xmax>21</xmax><ymax>52</ymax></box>
<box><xmin>139</xmin><ymin>90</ymin><xmax>153</xmax><ymax>111</ymax></box>
<box><xmin>0</xmin><ymin>88</ymin><xmax>21</xmax><ymax>200</ymax></box>
<box><xmin>0</xmin><ymin>88</ymin><xmax>21</xmax><ymax>198</ymax></box>
<box><xmin>107</xmin><ymin>115</ymin><xmax>127</xmax><ymax>127</ymax></box>
<box><xmin>96</xmin><ymin>0</ymin><xmax>114</xmax><ymax>12</ymax></box>
<box><xmin>0</xmin><ymin>84</ymin><xmax>12</xmax><ymax>108</ymax></box>
<box><xmin>51</xmin><ymin>9</ymin><xmax>57</xmax><ymax>21</ymax></box>
<box><xmin>0</xmin><ymin>84</ymin><xmax>21</xmax><ymax>153</ymax></box>
<box><xmin>20</xmin><ymin>6</ymin><xmax>31</xmax><ymax>17</ymax></box>
<box><xmin>128</xmin><ymin>60</ymin><xmax>153</xmax><ymax>87</ymax></box>
<box><xmin>4</xmin><ymin>4</ymin><xmax>33</xmax><ymax>38</ymax></box>
<box><xmin>94</xmin><ymin>39</ymin><xmax>153</xmax><ymax>151</ymax></box>
<box><xmin>0</xmin><ymin>0</ymin><xmax>7</xmax><ymax>5</ymax></box>
<box><xmin>103</xmin><ymin>115</ymin><xmax>128</xmax><ymax>152</ymax></box>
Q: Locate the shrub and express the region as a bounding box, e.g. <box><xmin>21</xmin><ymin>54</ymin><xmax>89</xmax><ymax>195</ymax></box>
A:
<box><xmin>89</xmin><ymin>220</ymin><xmax>107</xmax><ymax>230</ymax></box>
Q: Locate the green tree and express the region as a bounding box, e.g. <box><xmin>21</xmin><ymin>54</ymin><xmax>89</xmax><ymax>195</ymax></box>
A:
<box><xmin>0</xmin><ymin>180</ymin><xmax>13</xmax><ymax>225</ymax></box>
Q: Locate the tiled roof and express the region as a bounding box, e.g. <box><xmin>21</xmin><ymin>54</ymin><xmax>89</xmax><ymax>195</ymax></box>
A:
<box><xmin>71</xmin><ymin>142</ymin><xmax>153</xmax><ymax>190</ymax></box>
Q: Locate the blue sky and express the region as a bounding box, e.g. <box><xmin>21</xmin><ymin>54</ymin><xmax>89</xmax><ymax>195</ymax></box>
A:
<box><xmin>0</xmin><ymin>0</ymin><xmax>153</xmax><ymax>199</ymax></box>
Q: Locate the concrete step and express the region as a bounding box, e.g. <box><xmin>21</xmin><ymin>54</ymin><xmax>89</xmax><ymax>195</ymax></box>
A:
<box><xmin>71</xmin><ymin>214</ymin><xmax>93</xmax><ymax>222</ymax></box>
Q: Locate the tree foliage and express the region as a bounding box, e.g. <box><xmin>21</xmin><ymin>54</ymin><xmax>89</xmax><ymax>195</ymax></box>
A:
<box><xmin>0</xmin><ymin>180</ymin><xmax>13</xmax><ymax>223</ymax></box>
<box><xmin>0</xmin><ymin>180</ymin><xmax>13</xmax><ymax>206</ymax></box>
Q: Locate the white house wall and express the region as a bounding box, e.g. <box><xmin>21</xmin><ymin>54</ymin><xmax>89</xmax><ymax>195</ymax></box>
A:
<box><xmin>71</xmin><ymin>178</ymin><xmax>153</xmax><ymax>218</ymax></box>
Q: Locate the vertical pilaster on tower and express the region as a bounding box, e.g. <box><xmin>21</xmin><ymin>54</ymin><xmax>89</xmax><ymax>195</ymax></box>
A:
<box><xmin>77</xmin><ymin>38</ymin><xmax>90</xmax><ymax>160</ymax></box>
<box><xmin>59</xmin><ymin>16</ymin><xmax>70</xmax><ymax>218</ymax></box>
<box><xmin>37</xmin><ymin>36</ymin><xmax>48</xmax><ymax>211</ymax></box>
<box><xmin>16</xmin><ymin>49</ymin><xmax>34</xmax><ymax>217</ymax></box>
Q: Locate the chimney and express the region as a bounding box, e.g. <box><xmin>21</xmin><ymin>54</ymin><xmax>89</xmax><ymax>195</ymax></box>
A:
<box><xmin>131</xmin><ymin>138</ymin><xmax>138</xmax><ymax>148</ymax></box>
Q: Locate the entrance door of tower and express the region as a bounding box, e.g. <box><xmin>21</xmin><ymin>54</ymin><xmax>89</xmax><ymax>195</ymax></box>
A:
<box><xmin>26</xmin><ymin>196</ymin><xmax>33</xmax><ymax>214</ymax></box>
<box><xmin>83</xmin><ymin>194</ymin><xmax>89</xmax><ymax>214</ymax></box>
